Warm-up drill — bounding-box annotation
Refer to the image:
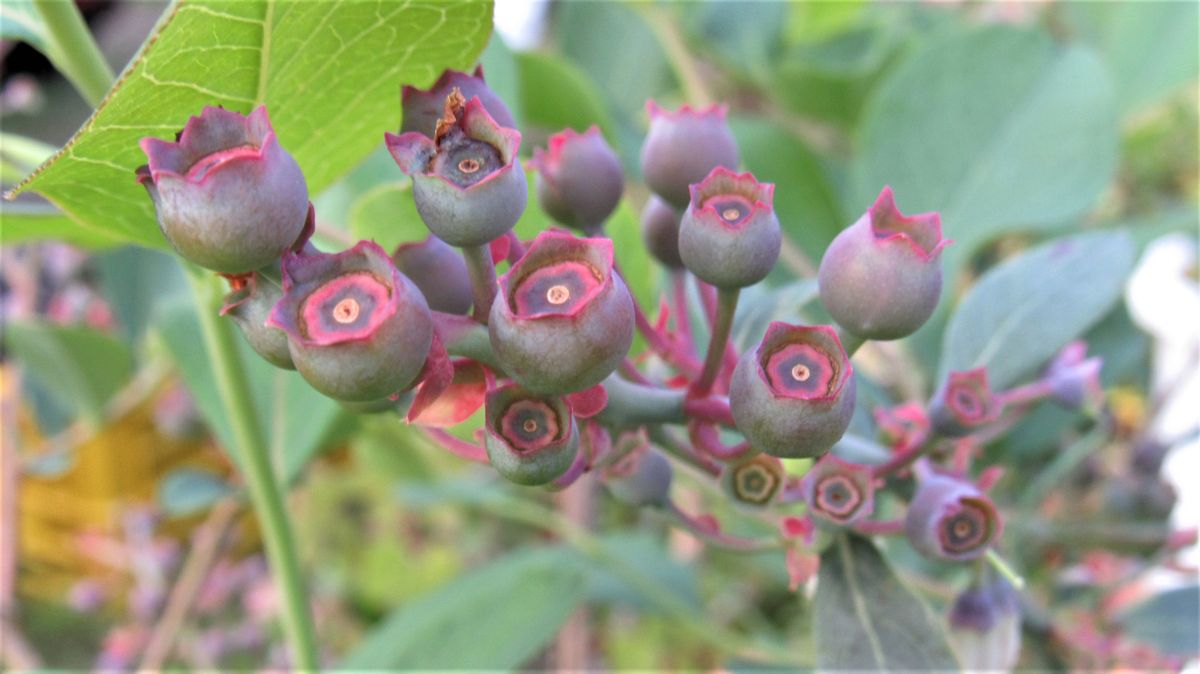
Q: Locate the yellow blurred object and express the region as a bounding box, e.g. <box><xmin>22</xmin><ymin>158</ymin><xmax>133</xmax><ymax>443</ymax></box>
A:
<box><xmin>1108</xmin><ymin>386</ymin><xmax>1147</xmax><ymax>436</ymax></box>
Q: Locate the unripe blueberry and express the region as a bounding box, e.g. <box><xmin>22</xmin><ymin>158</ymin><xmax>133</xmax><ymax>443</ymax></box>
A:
<box><xmin>640</xmin><ymin>195</ymin><xmax>684</xmax><ymax>269</ymax></box>
<box><xmin>678</xmin><ymin>167</ymin><xmax>781</xmax><ymax>289</ymax></box>
<box><xmin>387</xmin><ymin>92</ymin><xmax>527</xmax><ymax>247</ymax></box>
<box><xmin>799</xmin><ymin>455</ymin><xmax>875</xmax><ymax>527</ymax></box>
<box><xmin>730</xmin><ymin>322</ymin><xmax>856</xmax><ymax>459</ymax></box>
<box><xmin>391</xmin><ymin>235</ymin><xmax>472</xmax><ymax>315</ymax></box>
<box><xmin>1044</xmin><ymin>341</ymin><xmax>1103</xmax><ymax>411</ymax></box>
<box><xmin>220</xmin><ymin>273</ymin><xmax>293</xmax><ymax>370</ymax></box>
<box><xmin>490</xmin><ymin>231</ymin><xmax>635</xmax><ymax>395</ymax></box>
<box><xmin>137</xmin><ymin>106</ymin><xmax>309</xmax><ymax>274</ymax></box>
<box><xmin>905</xmin><ymin>472</ymin><xmax>1002</xmax><ymax>562</ymax></box>
<box><xmin>640</xmin><ymin>101</ymin><xmax>739</xmax><ymax>209</ymax></box>
<box><xmin>721</xmin><ymin>454</ymin><xmax>784</xmax><ymax>507</ymax></box>
<box><xmin>818</xmin><ymin>186</ymin><xmax>950</xmax><ymax>340</ymax></box>
<box><xmin>400</xmin><ymin>66</ymin><xmax>516</xmax><ymax>136</ymax></box>
<box><xmin>607</xmin><ymin>449</ymin><xmax>673</xmax><ymax>507</ymax></box>
<box><xmin>930</xmin><ymin>368</ymin><xmax>1001</xmax><ymax>437</ymax></box>
<box><xmin>484</xmin><ymin>384</ymin><xmax>579</xmax><ymax>486</ymax></box>
<box><xmin>267</xmin><ymin>241</ymin><xmax>433</xmax><ymax>402</ymax></box>
<box><xmin>530</xmin><ymin>126</ymin><xmax>624</xmax><ymax>232</ymax></box>
<box><xmin>948</xmin><ymin>578</ymin><xmax>1021</xmax><ymax>672</ymax></box>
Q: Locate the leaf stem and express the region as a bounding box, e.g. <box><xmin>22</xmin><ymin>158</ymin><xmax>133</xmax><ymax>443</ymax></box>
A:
<box><xmin>32</xmin><ymin>0</ymin><xmax>114</xmax><ymax>107</ymax></box>
<box><xmin>461</xmin><ymin>243</ymin><xmax>497</xmax><ymax>324</ymax></box>
<box><xmin>694</xmin><ymin>287</ymin><xmax>739</xmax><ymax>396</ymax></box>
<box><xmin>185</xmin><ymin>270</ymin><xmax>319</xmax><ymax>671</ymax></box>
<box><xmin>984</xmin><ymin>549</ymin><xmax>1026</xmax><ymax>590</ymax></box>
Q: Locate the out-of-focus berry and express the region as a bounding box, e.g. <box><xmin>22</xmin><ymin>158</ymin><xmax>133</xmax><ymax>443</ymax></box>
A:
<box><xmin>391</xmin><ymin>235</ymin><xmax>473</xmax><ymax>315</ymax></box>
<box><xmin>930</xmin><ymin>368</ymin><xmax>1002</xmax><ymax>437</ymax></box>
<box><xmin>640</xmin><ymin>101</ymin><xmax>739</xmax><ymax>209</ymax></box>
<box><xmin>800</xmin><ymin>455</ymin><xmax>875</xmax><ymax>526</ymax></box>
<box><xmin>905</xmin><ymin>472</ymin><xmax>1002</xmax><ymax>562</ymax></box>
<box><xmin>530</xmin><ymin>126</ymin><xmax>624</xmax><ymax>232</ymax></box>
<box><xmin>640</xmin><ymin>195</ymin><xmax>684</xmax><ymax>269</ymax></box>
<box><xmin>721</xmin><ymin>453</ymin><xmax>785</xmax><ymax>507</ymax></box>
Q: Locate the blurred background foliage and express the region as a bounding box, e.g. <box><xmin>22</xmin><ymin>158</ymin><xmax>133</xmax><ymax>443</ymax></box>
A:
<box><xmin>0</xmin><ymin>0</ymin><xmax>1196</xmax><ymax>670</ymax></box>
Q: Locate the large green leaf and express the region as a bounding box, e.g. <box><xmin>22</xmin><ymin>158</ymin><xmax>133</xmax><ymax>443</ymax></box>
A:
<box><xmin>815</xmin><ymin>533</ymin><xmax>958</xmax><ymax>670</ymax></box>
<box><xmin>851</xmin><ymin>26</ymin><xmax>1118</xmax><ymax>274</ymax></box>
<box><xmin>1116</xmin><ymin>585</ymin><xmax>1200</xmax><ymax>656</ymax></box>
<box><xmin>6</xmin><ymin>0</ymin><xmax>493</xmax><ymax>247</ymax></box>
<box><xmin>940</xmin><ymin>231</ymin><xmax>1135</xmax><ymax>390</ymax></box>
<box><xmin>340</xmin><ymin>547</ymin><xmax>585</xmax><ymax>669</ymax></box>
<box><xmin>514</xmin><ymin>51</ymin><xmax>616</xmax><ymax>142</ymax></box>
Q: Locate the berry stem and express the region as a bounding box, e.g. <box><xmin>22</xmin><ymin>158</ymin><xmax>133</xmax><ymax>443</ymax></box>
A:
<box><xmin>694</xmin><ymin>287</ymin><xmax>740</xmax><ymax>396</ymax></box>
<box><xmin>671</xmin><ymin>271</ymin><xmax>695</xmax><ymax>354</ymax></box>
<box><xmin>185</xmin><ymin>269</ymin><xmax>318</xmax><ymax>672</ymax></box>
<box><xmin>853</xmin><ymin>518</ymin><xmax>906</xmax><ymax>536</ymax></box>
<box><xmin>423</xmin><ymin>428</ymin><xmax>489</xmax><ymax>464</ymax></box>
<box><xmin>664</xmin><ymin>501</ymin><xmax>782</xmax><ymax>552</ymax></box>
<box><xmin>834</xmin><ymin>327</ymin><xmax>866</xmax><ymax>357</ymax></box>
<box><xmin>32</xmin><ymin>0</ymin><xmax>114</xmax><ymax>106</ymax></box>
<box><xmin>461</xmin><ymin>242</ymin><xmax>498</xmax><ymax>324</ymax></box>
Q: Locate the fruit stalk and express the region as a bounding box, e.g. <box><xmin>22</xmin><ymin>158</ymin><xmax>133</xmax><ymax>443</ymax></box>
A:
<box><xmin>462</xmin><ymin>242</ymin><xmax>498</xmax><ymax>323</ymax></box>
<box><xmin>694</xmin><ymin>287</ymin><xmax>739</xmax><ymax>395</ymax></box>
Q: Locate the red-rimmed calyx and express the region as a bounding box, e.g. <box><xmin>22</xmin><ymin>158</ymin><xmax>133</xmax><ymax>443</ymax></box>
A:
<box><xmin>930</xmin><ymin>368</ymin><xmax>1001</xmax><ymax>437</ymax></box>
<box><xmin>386</xmin><ymin>91</ymin><xmax>527</xmax><ymax>247</ymax></box>
<box><xmin>391</xmin><ymin>235</ymin><xmax>473</xmax><ymax>315</ymax></box>
<box><xmin>799</xmin><ymin>455</ymin><xmax>875</xmax><ymax>526</ymax></box>
<box><xmin>721</xmin><ymin>454</ymin><xmax>784</xmax><ymax>507</ymax></box>
<box><xmin>905</xmin><ymin>472</ymin><xmax>1002</xmax><ymax>562</ymax></box>
<box><xmin>400</xmin><ymin>66</ymin><xmax>516</xmax><ymax>136</ymax></box>
<box><xmin>818</xmin><ymin>186</ymin><xmax>950</xmax><ymax>340</ymax></box>
<box><xmin>489</xmin><ymin>230</ymin><xmax>634</xmax><ymax>395</ymax></box>
<box><xmin>640</xmin><ymin>101</ymin><xmax>739</xmax><ymax>209</ymax></box>
<box><xmin>484</xmin><ymin>384</ymin><xmax>579</xmax><ymax>486</ymax></box>
<box><xmin>137</xmin><ymin>106</ymin><xmax>309</xmax><ymax>273</ymax></box>
<box><xmin>267</xmin><ymin>241</ymin><xmax>433</xmax><ymax>402</ymax></box>
<box><xmin>678</xmin><ymin>167</ymin><xmax>781</xmax><ymax>289</ymax></box>
<box><xmin>730</xmin><ymin>322</ymin><xmax>856</xmax><ymax>458</ymax></box>
<box><xmin>1044</xmin><ymin>341</ymin><xmax>1104</xmax><ymax>411</ymax></box>
<box><xmin>530</xmin><ymin>126</ymin><xmax>624</xmax><ymax>232</ymax></box>
<box><xmin>641</xmin><ymin>195</ymin><xmax>684</xmax><ymax>269</ymax></box>
<box><xmin>220</xmin><ymin>273</ymin><xmax>293</xmax><ymax>370</ymax></box>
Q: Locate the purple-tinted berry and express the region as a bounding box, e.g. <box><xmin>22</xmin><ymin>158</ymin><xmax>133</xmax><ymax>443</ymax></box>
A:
<box><xmin>640</xmin><ymin>195</ymin><xmax>684</xmax><ymax>269</ymax></box>
<box><xmin>678</xmin><ymin>167</ymin><xmax>781</xmax><ymax>289</ymax></box>
<box><xmin>220</xmin><ymin>272</ymin><xmax>293</xmax><ymax>370</ymax></box>
<box><xmin>640</xmin><ymin>101</ymin><xmax>739</xmax><ymax>209</ymax></box>
<box><xmin>905</xmin><ymin>472</ymin><xmax>1002</xmax><ymax>562</ymax></box>
<box><xmin>948</xmin><ymin>579</ymin><xmax>1021</xmax><ymax>671</ymax></box>
<box><xmin>818</xmin><ymin>186</ymin><xmax>950</xmax><ymax>340</ymax></box>
<box><xmin>484</xmin><ymin>384</ymin><xmax>579</xmax><ymax>486</ymax></box>
<box><xmin>137</xmin><ymin>106</ymin><xmax>309</xmax><ymax>273</ymax></box>
<box><xmin>730</xmin><ymin>322</ymin><xmax>856</xmax><ymax>458</ymax></box>
<box><xmin>391</xmin><ymin>235</ymin><xmax>472</xmax><ymax>315</ymax></box>
<box><xmin>400</xmin><ymin>66</ymin><xmax>515</xmax><ymax>136</ymax></box>
<box><xmin>721</xmin><ymin>454</ymin><xmax>784</xmax><ymax>507</ymax></box>
<box><xmin>267</xmin><ymin>241</ymin><xmax>433</xmax><ymax>402</ymax></box>
<box><xmin>800</xmin><ymin>455</ymin><xmax>875</xmax><ymax>527</ymax></box>
<box><xmin>490</xmin><ymin>231</ymin><xmax>635</xmax><ymax>395</ymax></box>
<box><xmin>387</xmin><ymin>92</ymin><xmax>527</xmax><ymax>247</ymax></box>
<box><xmin>607</xmin><ymin>449</ymin><xmax>673</xmax><ymax>507</ymax></box>
<box><xmin>530</xmin><ymin>126</ymin><xmax>624</xmax><ymax>232</ymax></box>
<box><xmin>1043</xmin><ymin>340</ymin><xmax>1103</xmax><ymax>411</ymax></box>
<box><xmin>930</xmin><ymin>368</ymin><xmax>1001</xmax><ymax>437</ymax></box>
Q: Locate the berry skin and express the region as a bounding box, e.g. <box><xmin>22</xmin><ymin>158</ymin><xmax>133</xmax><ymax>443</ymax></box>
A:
<box><xmin>220</xmin><ymin>272</ymin><xmax>293</xmax><ymax>370</ymax></box>
<box><xmin>530</xmin><ymin>126</ymin><xmax>624</xmax><ymax>232</ymax></box>
<box><xmin>391</xmin><ymin>235</ymin><xmax>473</xmax><ymax>315</ymax></box>
<box><xmin>678</xmin><ymin>167</ymin><xmax>781</xmax><ymax>289</ymax></box>
<box><xmin>905</xmin><ymin>472</ymin><xmax>1002</xmax><ymax>562</ymax></box>
<box><xmin>267</xmin><ymin>241</ymin><xmax>433</xmax><ymax>402</ymax></box>
<box><xmin>484</xmin><ymin>384</ymin><xmax>579</xmax><ymax>486</ymax></box>
<box><xmin>400</xmin><ymin>66</ymin><xmax>516</xmax><ymax>136</ymax></box>
<box><xmin>730</xmin><ymin>322</ymin><xmax>856</xmax><ymax>459</ymax></box>
<box><xmin>929</xmin><ymin>368</ymin><xmax>1001</xmax><ymax>437</ymax></box>
<box><xmin>721</xmin><ymin>454</ymin><xmax>785</xmax><ymax>507</ymax></box>
<box><xmin>489</xmin><ymin>230</ymin><xmax>635</xmax><ymax>395</ymax></box>
<box><xmin>640</xmin><ymin>101</ymin><xmax>739</xmax><ymax>209</ymax></box>
<box><xmin>137</xmin><ymin>106</ymin><xmax>308</xmax><ymax>274</ymax></box>
<box><xmin>640</xmin><ymin>195</ymin><xmax>684</xmax><ymax>270</ymax></box>
<box><xmin>387</xmin><ymin>92</ymin><xmax>527</xmax><ymax>247</ymax></box>
<box><xmin>818</xmin><ymin>186</ymin><xmax>950</xmax><ymax>340</ymax></box>
<box><xmin>607</xmin><ymin>449</ymin><xmax>673</xmax><ymax>507</ymax></box>
<box><xmin>948</xmin><ymin>579</ymin><xmax>1021</xmax><ymax>672</ymax></box>
<box><xmin>1043</xmin><ymin>341</ymin><xmax>1103</xmax><ymax>411</ymax></box>
<box><xmin>799</xmin><ymin>455</ymin><xmax>875</xmax><ymax>527</ymax></box>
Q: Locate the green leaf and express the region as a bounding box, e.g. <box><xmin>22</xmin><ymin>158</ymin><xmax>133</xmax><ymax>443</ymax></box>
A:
<box><xmin>815</xmin><ymin>533</ymin><xmax>958</xmax><ymax>670</ymax></box>
<box><xmin>851</xmin><ymin>26</ymin><xmax>1118</xmax><ymax>273</ymax></box>
<box><xmin>1064</xmin><ymin>1</ymin><xmax>1200</xmax><ymax>117</ymax></box>
<box><xmin>4</xmin><ymin>321</ymin><xmax>134</xmax><ymax>424</ymax></box>
<box><xmin>1115</xmin><ymin>585</ymin><xmax>1200</xmax><ymax>656</ymax></box>
<box><xmin>7</xmin><ymin>0</ymin><xmax>493</xmax><ymax>247</ymax></box>
<box><xmin>582</xmin><ymin>533</ymin><xmax>701</xmax><ymax>611</ymax></box>
<box><xmin>515</xmin><ymin>51</ymin><xmax>615</xmax><ymax>142</ymax></box>
<box><xmin>608</xmin><ymin>199</ymin><xmax>658</xmax><ymax>313</ymax></box>
<box><xmin>0</xmin><ymin>203</ymin><xmax>124</xmax><ymax>249</ymax></box>
<box><xmin>340</xmin><ymin>547</ymin><xmax>584</xmax><ymax>669</ymax></box>
<box><xmin>347</xmin><ymin>181</ymin><xmax>426</xmax><ymax>253</ymax></box>
<box><xmin>940</xmin><ymin>231</ymin><xmax>1135</xmax><ymax>390</ymax></box>
<box><xmin>158</xmin><ymin>468</ymin><xmax>234</xmax><ymax>516</ymax></box>
<box><xmin>684</xmin><ymin>2</ymin><xmax>787</xmax><ymax>84</ymax></box>
<box><xmin>95</xmin><ymin>246</ymin><xmax>188</xmax><ymax>343</ymax></box>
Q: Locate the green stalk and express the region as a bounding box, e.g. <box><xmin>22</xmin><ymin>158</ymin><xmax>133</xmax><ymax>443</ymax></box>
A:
<box><xmin>186</xmin><ymin>270</ymin><xmax>319</xmax><ymax>671</ymax></box>
<box><xmin>461</xmin><ymin>243</ymin><xmax>497</xmax><ymax>324</ymax></box>
<box><xmin>694</xmin><ymin>287</ymin><xmax>739</xmax><ymax>396</ymax></box>
<box><xmin>32</xmin><ymin>0</ymin><xmax>115</xmax><ymax>107</ymax></box>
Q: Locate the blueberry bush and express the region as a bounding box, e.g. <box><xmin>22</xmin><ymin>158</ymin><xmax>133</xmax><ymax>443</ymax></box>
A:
<box><xmin>2</xmin><ymin>1</ymin><xmax>1197</xmax><ymax>670</ymax></box>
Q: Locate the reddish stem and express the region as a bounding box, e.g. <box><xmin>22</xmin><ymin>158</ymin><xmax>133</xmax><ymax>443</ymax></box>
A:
<box><xmin>998</xmin><ymin>379</ymin><xmax>1055</xmax><ymax>407</ymax></box>
<box><xmin>633</xmin><ymin>296</ymin><xmax>703</xmax><ymax>376</ymax></box>
<box><xmin>423</xmin><ymin>428</ymin><xmax>489</xmax><ymax>464</ymax></box>
<box><xmin>683</xmin><ymin>395</ymin><xmax>735</xmax><ymax>427</ymax></box>
<box><xmin>666</xmin><ymin>501</ymin><xmax>780</xmax><ymax>552</ymax></box>
<box><xmin>853</xmin><ymin>518</ymin><xmax>906</xmax><ymax>536</ymax></box>
<box><xmin>689</xmin><ymin>421</ymin><xmax>755</xmax><ymax>462</ymax></box>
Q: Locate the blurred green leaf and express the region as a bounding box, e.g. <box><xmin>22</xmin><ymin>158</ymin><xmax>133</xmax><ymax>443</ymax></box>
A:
<box><xmin>95</xmin><ymin>246</ymin><xmax>187</xmax><ymax>343</ymax></box>
<box><xmin>608</xmin><ymin>199</ymin><xmax>658</xmax><ymax>313</ymax></box>
<box><xmin>852</xmin><ymin>26</ymin><xmax>1118</xmax><ymax>275</ymax></box>
<box><xmin>940</xmin><ymin>231</ymin><xmax>1135</xmax><ymax>390</ymax></box>
<box><xmin>815</xmin><ymin>533</ymin><xmax>957</xmax><ymax>670</ymax></box>
<box><xmin>1064</xmin><ymin>1</ymin><xmax>1200</xmax><ymax>117</ymax></box>
<box><xmin>732</xmin><ymin>278</ymin><xmax>819</xmax><ymax>352</ymax></box>
<box><xmin>1116</xmin><ymin>585</ymin><xmax>1200</xmax><ymax>656</ymax></box>
<box><xmin>684</xmin><ymin>1</ymin><xmax>786</xmax><ymax>84</ymax></box>
<box><xmin>340</xmin><ymin>547</ymin><xmax>584</xmax><ymax>669</ymax></box>
<box><xmin>515</xmin><ymin>51</ymin><xmax>615</xmax><ymax>143</ymax></box>
<box><xmin>785</xmin><ymin>1</ymin><xmax>868</xmax><ymax>44</ymax></box>
<box><xmin>582</xmin><ymin>533</ymin><xmax>701</xmax><ymax>611</ymax></box>
<box><xmin>347</xmin><ymin>181</ymin><xmax>425</xmax><ymax>253</ymax></box>
<box><xmin>479</xmin><ymin>34</ymin><xmax>523</xmax><ymax>129</ymax></box>
<box><xmin>158</xmin><ymin>468</ymin><xmax>233</xmax><ymax>516</ymax></box>
<box><xmin>4</xmin><ymin>321</ymin><xmax>133</xmax><ymax>423</ymax></box>
<box><xmin>7</xmin><ymin>0</ymin><xmax>493</xmax><ymax>247</ymax></box>
<box><xmin>0</xmin><ymin>203</ymin><xmax>123</xmax><ymax>248</ymax></box>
